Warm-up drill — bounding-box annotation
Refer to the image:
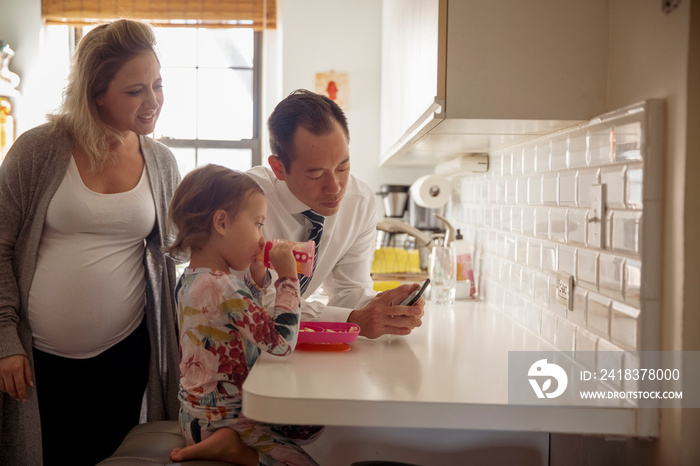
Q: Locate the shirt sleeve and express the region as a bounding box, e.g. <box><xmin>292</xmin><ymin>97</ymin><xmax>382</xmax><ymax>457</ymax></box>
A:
<box><xmin>234</xmin><ymin>271</ymin><xmax>300</xmax><ymax>354</ymax></box>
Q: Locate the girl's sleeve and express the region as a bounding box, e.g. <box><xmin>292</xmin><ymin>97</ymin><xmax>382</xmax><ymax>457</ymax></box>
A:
<box><xmin>243</xmin><ymin>268</ymin><xmax>270</xmax><ymax>302</ymax></box>
<box><xmin>232</xmin><ymin>274</ymin><xmax>301</xmax><ymax>356</ymax></box>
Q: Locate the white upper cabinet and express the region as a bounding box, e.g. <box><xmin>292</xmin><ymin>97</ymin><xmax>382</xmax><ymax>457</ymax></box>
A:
<box><xmin>380</xmin><ymin>0</ymin><xmax>609</xmax><ymax>167</ymax></box>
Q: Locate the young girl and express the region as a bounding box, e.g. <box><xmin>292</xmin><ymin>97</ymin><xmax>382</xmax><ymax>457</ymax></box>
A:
<box><xmin>166</xmin><ymin>164</ymin><xmax>320</xmax><ymax>466</ymax></box>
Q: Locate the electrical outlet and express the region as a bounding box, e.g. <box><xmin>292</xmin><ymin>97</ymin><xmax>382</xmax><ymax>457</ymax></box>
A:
<box><xmin>588</xmin><ymin>184</ymin><xmax>606</xmax><ymax>249</ymax></box>
<box><xmin>556</xmin><ymin>271</ymin><xmax>574</xmax><ymax>311</ymax></box>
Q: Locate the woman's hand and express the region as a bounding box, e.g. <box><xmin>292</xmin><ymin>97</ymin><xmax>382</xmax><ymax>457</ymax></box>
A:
<box><xmin>0</xmin><ymin>354</ymin><xmax>33</xmax><ymax>401</ymax></box>
<box><xmin>267</xmin><ymin>242</ymin><xmax>297</xmax><ymax>280</ymax></box>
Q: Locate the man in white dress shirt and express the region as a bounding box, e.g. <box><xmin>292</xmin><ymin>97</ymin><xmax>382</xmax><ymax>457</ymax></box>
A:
<box><xmin>247</xmin><ymin>89</ymin><xmax>423</xmax><ymax>338</ymax></box>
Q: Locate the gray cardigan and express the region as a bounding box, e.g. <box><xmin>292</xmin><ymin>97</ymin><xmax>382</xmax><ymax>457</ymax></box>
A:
<box><xmin>0</xmin><ymin>124</ymin><xmax>181</xmax><ymax>465</ymax></box>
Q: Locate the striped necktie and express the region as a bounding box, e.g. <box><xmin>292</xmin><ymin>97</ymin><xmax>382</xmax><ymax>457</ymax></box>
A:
<box><xmin>299</xmin><ymin>209</ymin><xmax>324</xmax><ymax>295</ymax></box>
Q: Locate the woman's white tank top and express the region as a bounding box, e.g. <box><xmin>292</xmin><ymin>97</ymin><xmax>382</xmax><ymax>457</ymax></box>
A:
<box><xmin>28</xmin><ymin>156</ymin><xmax>156</xmax><ymax>358</ymax></box>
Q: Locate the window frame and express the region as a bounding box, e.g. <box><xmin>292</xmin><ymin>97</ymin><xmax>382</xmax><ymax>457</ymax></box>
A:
<box><xmin>71</xmin><ymin>26</ymin><xmax>263</xmax><ymax>169</ymax></box>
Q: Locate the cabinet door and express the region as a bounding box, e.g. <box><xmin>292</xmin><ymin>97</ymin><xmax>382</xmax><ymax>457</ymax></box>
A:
<box><xmin>380</xmin><ymin>0</ymin><xmax>442</xmax><ymax>158</ymax></box>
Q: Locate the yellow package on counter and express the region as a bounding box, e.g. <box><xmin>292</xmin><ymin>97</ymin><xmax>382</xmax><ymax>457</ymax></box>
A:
<box><xmin>371</xmin><ymin>247</ymin><xmax>422</xmax><ymax>274</ymax></box>
<box><xmin>373</xmin><ymin>280</ymin><xmax>402</xmax><ymax>292</ymax></box>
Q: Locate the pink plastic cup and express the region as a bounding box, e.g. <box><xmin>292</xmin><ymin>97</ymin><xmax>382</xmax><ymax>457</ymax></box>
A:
<box><xmin>261</xmin><ymin>240</ymin><xmax>315</xmax><ymax>276</ymax></box>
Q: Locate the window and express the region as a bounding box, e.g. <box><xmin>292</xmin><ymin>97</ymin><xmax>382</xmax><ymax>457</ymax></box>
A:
<box><xmin>153</xmin><ymin>27</ymin><xmax>262</xmax><ymax>176</ymax></box>
<box><xmin>43</xmin><ymin>25</ymin><xmax>263</xmax><ymax>178</ymax></box>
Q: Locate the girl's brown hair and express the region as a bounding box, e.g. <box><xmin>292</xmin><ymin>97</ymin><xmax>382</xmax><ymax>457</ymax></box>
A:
<box><xmin>166</xmin><ymin>164</ymin><xmax>264</xmax><ymax>261</ymax></box>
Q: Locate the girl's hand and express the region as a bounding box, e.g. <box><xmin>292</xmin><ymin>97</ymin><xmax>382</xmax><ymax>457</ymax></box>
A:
<box><xmin>268</xmin><ymin>241</ymin><xmax>297</xmax><ymax>279</ymax></box>
<box><xmin>250</xmin><ymin>255</ymin><xmax>267</xmax><ymax>288</ymax></box>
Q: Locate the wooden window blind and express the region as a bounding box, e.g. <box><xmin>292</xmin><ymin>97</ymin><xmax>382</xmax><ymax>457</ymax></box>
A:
<box><xmin>42</xmin><ymin>0</ymin><xmax>277</xmax><ymax>29</ymax></box>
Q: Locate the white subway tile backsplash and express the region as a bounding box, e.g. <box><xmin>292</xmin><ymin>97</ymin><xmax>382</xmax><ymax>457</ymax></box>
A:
<box><xmin>511</xmin><ymin>263</ymin><xmax>523</xmax><ymax>293</ymax></box>
<box><xmin>541</xmin><ymin>242</ymin><xmax>557</xmax><ymax>274</ymax></box>
<box><xmin>588</xmin><ymin>126</ymin><xmax>613</xmax><ymax>166</ymax></box>
<box><xmin>450</xmin><ymin>101</ymin><xmax>662</xmax><ymax>355</ymax></box>
<box><xmin>516</xmin><ymin>176</ymin><xmax>528</xmax><ymax>205</ymax></box>
<box><xmin>496</xmin><ymin>179</ymin><xmax>506</xmax><ymax>204</ymax></box>
<box><xmin>571</xmin><ymin>286</ymin><xmax>588</xmax><ymax>326</ymax></box>
<box><xmin>555</xmin><ymin>317</ymin><xmax>576</xmax><ymax>355</ymax></box>
<box><xmin>627</xmin><ymin>165</ymin><xmax>644</xmax><ymax>209</ymax></box>
<box><xmin>499</xmin><ymin>259</ymin><xmax>511</xmax><ymax>284</ymax></box>
<box><xmin>534</xmin><ymin>272</ymin><xmax>550</xmax><ymax>307</ymax></box>
<box><xmin>625</xmin><ymin>259</ymin><xmax>642</xmax><ymax>306</ymax></box>
<box><xmin>599</xmin><ymin>253</ymin><xmax>625</xmax><ymax>300</ymax></box>
<box><xmin>501</xmin><ymin>206</ymin><xmax>512</xmax><ymax>233</ymax></box>
<box><xmin>611</xmin><ymin>210</ymin><xmax>642</xmax><ymax>256</ymax></box>
<box><xmin>523</xmin><ymin>144</ymin><xmax>536</xmax><ymax>175</ymax></box>
<box><xmin>542</xmin><ymin>173</ymin><xmax>558</xmax><ymax>206</ymax></box>
<box><xmin>569</xmin><ymin>130</ymin><xmax>588</xmax><ymax>169</ymax></box>
<box><xmin>535</xmin><ymin>207</ymin><xmax>549</xmax><ymax>239</ymax></box>
<box><xmin>528</xmin><ymin>239</ymin><xmax>541</xmax><ymax>270</ymax></box>
<box><xmin>512</xmin><ymin>148</ymin><xmax>523</xmax><ymax>176</ymax></box>
<box><xmin>502</xmin><ymin>151</ymin><xmax>513</xmax><ymax>177</ymax></box>
<box><xmin>577</xmin><ymin>249</ymin><xmax>599</xmax><ymax>289</ymax></box>
<box><xmin>605</xmin><ymin>210</ymin><xmax>614</xmax><ymax>252</ymax></box>
<box><xmin>486</xmin><ymin>180</ymin><xmax>495</xmax><ymax>204</ymax></box>
<box><xmin>522</xmin><ymin>268</ymin><xmax>535</xmax><ymax>299</ymax></box>
<box><xmin>516</xmin><ymin>235</ymin><xmax>528</xmax><ymax>265</ymax></box>
<box><xmin>522</xmin><ymin>206</ymin><xmax>535</xmax><ymax>236</ymax></box>
<box><xmin>505</xmin><ymin>234</ymin><xmax>516</xmax><ymax>262</ymax></box>
<box><xmin>512</xmin><ymin>206</ymin><xmax>524</xmax><ymax>233</ymax></box>
<box><xmin>551</xmin><ymin>137</ymin><xmax>568</xmax><ymax>171</ymax></box>
<box><xmin>601</xmin><ymin>165</ymin><xmax>627</xmax><ymax>209</ymax></box>
<box><xmin>490</xmin><ymin>154</ymin><xmax>502</xmax><ymax>178</ymax></box>
<box><xmin>613</xmin><ymin>121</ymin><xmax>643</xmax><ymax>162</ymax></box>
<box><xmin>550</xmin><ymin>208</ymin><xmax>567</xmax><ymax>243</ymax></box>
<box><xmin>568</xmin><ymin>209</ymin><xmax>588</xmax><ymax>246</ymax></box>
<box><xmin>577</xmin><ymin>168</ymin><xmax>600</xmax><ymax>208</ymax></box>
<box><xmin>541</xmin><ymin>309</ymin><xmax>557</xmax><ymax>344</ymax></box>
<box><xmin>610</xmin><ymin>301</ymin><xmax>641</xmax><ymax>350</ymax></box>
<box><xmin>528</xmin><ymin>175</ymin><xmax>542</xmax><ymax>206</ymax></box>
<box><xmin>506</xmin><ymin>178</ymin><xmax>517</xmax><ymax>204</ymax></box>
<box><xmin>558</xmin><ymin>245</ymin><xmax>576</xmax><ymax>277</ymax></box>
<box><xmin>526</xmin><ymin>303</ymin><xmax>542</xmax><ymax>334</ymax></box>
<box><xmin>536</xmin><ymin>141</ymin><xmax>551</xmax><ymax>173</ymax></box>
<box><xmin>559</xmin><ymin>171</ymin><xmax>577</xmax><ymax>207</ymax></box>
<box><xmin>484</xmin><ymin>205</ymin><xmax>494</xmax><ymax>229</ymax></box>
<box><xmin>588</xmin><ymin>292</ymin><xmax>611</xmax><ymax>339</ymax></box>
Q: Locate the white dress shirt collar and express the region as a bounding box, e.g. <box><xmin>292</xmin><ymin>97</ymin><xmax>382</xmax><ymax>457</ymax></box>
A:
<box><xmin>272</xmin><ymin>176</ymin><xmax>310</xmax><ymax>217</ymax></box>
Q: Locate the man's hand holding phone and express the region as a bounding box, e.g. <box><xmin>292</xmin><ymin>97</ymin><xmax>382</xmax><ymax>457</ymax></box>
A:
<box><xmin>348</xmin><ymin>280</ymin><xmax>426</xmax><ymax>339</ymax></box>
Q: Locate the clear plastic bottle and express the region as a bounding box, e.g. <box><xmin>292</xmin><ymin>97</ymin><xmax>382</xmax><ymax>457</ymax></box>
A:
<box><xmin>452</xmin><ymin>229</ymin><xmax>476</xmax><ymax>298</ymax></box>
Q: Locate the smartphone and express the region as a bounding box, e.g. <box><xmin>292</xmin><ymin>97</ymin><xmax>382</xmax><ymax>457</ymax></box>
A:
<box><xmin>400</xmin><ymin>278</ymin><xmax>430</xmax><ymax>306</ymax></box>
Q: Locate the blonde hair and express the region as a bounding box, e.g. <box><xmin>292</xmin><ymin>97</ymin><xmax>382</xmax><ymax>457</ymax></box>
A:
<box><xmin>48</xmin><ymin>19</ymin><xmax>158</xmax><ymax>170</ymax></box>
<box><xmin>166</xmin><ymin>164</ymin><xmax>264</xmax><ymax>261</ymax></box>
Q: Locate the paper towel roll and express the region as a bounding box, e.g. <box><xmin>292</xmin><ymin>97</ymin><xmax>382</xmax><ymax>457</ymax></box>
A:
<box><xmin>409</xmin><ymin>174</ymin><xmax>451</xmax><ymax>208</ymax></box>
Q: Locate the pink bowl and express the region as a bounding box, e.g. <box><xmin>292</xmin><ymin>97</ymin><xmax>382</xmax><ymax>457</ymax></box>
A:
<box><xmin>297</xmin><ymin>322</ymin><xmax>361</xmax><ymax>345</ymax></box>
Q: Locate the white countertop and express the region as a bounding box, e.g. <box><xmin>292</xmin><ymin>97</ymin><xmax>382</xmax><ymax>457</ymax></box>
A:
<box><xmin>242</xmin><ymin>301</ymin><xmax>642</xmax><ymax>436</ymax></box>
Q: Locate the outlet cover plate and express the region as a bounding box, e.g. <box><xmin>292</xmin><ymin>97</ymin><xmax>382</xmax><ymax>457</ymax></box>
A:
<box><xmin>556</xmin><ymin>271</ymin><xmax>574</xmax><ymax>310</ymax></box>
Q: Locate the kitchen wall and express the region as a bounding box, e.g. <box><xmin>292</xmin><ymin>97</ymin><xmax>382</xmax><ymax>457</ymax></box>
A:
<box><xmin>443</xmin><ymin>1</ymin><xmax>698</xmax><ymax>464</ymax></box>
<box><xmin>276</xmin><ymin>0</ymin><xmax>429</xmax><ymax>198</ymax></box>
<box><xmin>0</xmin><ymin>0</ymin><xmax>430</xmax><ymax>200</ymax></box>
<box><xmin>447</xmin><ymin>100</ymin><xmax>663</xmax><ymax>362</ymax></box>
